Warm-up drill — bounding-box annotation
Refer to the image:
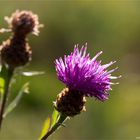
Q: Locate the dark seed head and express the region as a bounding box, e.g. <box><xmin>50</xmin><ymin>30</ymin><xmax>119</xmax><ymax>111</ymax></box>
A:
<box><xmin>0</xmin><ymin>39</ymin><xmax>32</xmax><ymax>68</ymax></box>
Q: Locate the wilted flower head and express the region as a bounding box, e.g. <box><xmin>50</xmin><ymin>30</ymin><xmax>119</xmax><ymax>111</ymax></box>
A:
<box><xmin>55</xmin><ymin>43</ymin><xmax>119</xmax><ymax>101</ymax></box>
<box><xmin>4</xmin><ymin>10</ymin><xmax>43</xmax><ymax>35</ymax></box>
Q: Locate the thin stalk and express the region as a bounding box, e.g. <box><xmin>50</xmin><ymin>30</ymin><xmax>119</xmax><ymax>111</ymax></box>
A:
<box><xmin>41</xmin><ymin>114</ymin><xmax>68</xmax><ymax>140</ymax></box>
<box><xmin>0</xmin><ymin>66</ymin><xmax>14</xmax><ymax>130</ymax></box>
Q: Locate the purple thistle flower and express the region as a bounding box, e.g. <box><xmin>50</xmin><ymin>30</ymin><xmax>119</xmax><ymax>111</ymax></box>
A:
<box><xmin>55</xmin><ymin>43</ymin><xmax>119</xmax><ymax>101</ymax></box>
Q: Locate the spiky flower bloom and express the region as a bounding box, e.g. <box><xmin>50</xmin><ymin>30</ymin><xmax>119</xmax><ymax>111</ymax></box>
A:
<box><xmin>54</xmin><ymin>44</ymin><xmax>119</xmax><ymax>116</ymax></box>
<box><xmin>0</xmin><ymin>10</ymin><xmax>42</xmax><ymax>68</ymax></box>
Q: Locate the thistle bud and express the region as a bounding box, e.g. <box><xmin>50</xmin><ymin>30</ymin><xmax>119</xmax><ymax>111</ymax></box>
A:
<box><xmin>0</xmin><ymin>38</ymin><xmax>32</xmax><ymax>68</ymax></box>
<box><xmin>5</xmin><ymin>10</ymin><xmax>43</xmax><ymax>36</ymax></box>
<box><xmin>54</xmin><ymin>88</ymin><xmax>86</xmax><ymax>117</ymax></box>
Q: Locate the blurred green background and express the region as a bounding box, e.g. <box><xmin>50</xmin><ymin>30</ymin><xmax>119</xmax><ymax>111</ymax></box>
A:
<box><xmin>0</xmin><ymin>0</ymin><xmax>140</xmax><ymax>140</ymax></box>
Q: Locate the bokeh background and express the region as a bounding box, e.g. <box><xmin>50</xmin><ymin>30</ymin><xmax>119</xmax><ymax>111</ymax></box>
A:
<box><xmin>0</xmin><ymin>0</ymin><xmax>140</xmax><ymax>140</ymax></box>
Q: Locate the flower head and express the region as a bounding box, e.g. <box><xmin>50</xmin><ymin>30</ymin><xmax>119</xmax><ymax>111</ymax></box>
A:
<box><xmin>4</xmin><ymin>10</ymin><xmax>43</xmax><ymax>36</ymax></box>
<box><xmin>55</xmin><ymin>43</ymin><xmax>119</xmax><ymax>101</ymax></box>
<box><xmin>0</xmin><ymin>39</ymin><xmax>32</xmax><ymax>68</ymax></box>
<box><xmin>0</xmin><ymin>10</ymin><xmax>42</xmax><ymax>68</ymax></box>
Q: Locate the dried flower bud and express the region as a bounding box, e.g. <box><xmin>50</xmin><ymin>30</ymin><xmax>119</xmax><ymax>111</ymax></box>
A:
<box><xmin>5</xmin><ymin>10</ymin><xmax>43</xmax><ymax>36</ymax></box>
<box><xmin>54</xmin><ymin>88</ymin><xmax>86</xmax><ymax>117</ymax></box>
<box><xmin>0</xmin><ymin>38</ymin><xmax>32</xmax><ymax>68</ymax></box>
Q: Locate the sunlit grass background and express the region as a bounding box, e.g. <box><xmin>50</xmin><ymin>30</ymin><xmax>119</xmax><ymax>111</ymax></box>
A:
<box><xmin>0</xmin><ymin>0</ymin><xmax>140</xmax><ymax>139</ymax></box>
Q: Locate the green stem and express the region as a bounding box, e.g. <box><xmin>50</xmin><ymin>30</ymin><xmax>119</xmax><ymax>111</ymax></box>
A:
<box><xmin>0</xmin><ymin>66</ymin><xmax>14</xmax><ymax>130</ymax></box>
<box><xmin>41</xmin><ymin>114</ymin><xmax>67</xmax><ymax>140</ymax></box>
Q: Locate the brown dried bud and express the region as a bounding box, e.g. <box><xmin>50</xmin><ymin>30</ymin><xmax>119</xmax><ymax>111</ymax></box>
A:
<box><xmin>5</xmin><ymin>10</ymin><xmax>43</xmax><ymax>36</ymax></box>
<box><xmin>54</xmin><ymin>88</ymin><xmax>86</xmax><ymax>117</ymax></box>
<box><xmin>0</xmin><ymin>37</ymin><xmax>32</xmax><ymax>68</ymax></box>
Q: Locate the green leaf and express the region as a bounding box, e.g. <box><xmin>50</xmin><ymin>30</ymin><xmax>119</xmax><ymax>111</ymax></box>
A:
<box><xmin>39</xmin><ymin>117</ymin><xmax>51</xmax><ymax>140</ymax></box>
<box><xmin>51</xmin><ymin>109</ymin><xmax>59</xmax><ymax>128</ymax></box>
<box><xmin>3</xmin><ymin>82</ymin><xmax>29</xmax><ymax>118</ymax></box>
<box><xmin>0</xmin><ymin>77</ymin><xmax>5</xmax><ymax>95</ymax></box>
<box><xmin>0</xmin><ymin>65</ymin><xmax>8</xmax><ymax>95</ymax></box>
<box><xmin>39</xmin><ymin>109</ymin><xmax>59</xmax><ymax>140</ymax></box>
<box><xmin>22</xmin><ymin>71</ymin><xmax>45</xmax><ymax>76</ymax></box>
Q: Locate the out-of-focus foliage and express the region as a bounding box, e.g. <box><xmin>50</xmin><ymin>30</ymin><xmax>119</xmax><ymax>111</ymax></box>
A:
<box><xmin>0</xmin><ymin>65</ymin><xmax>8</xmax><ymax>95</ymax></box>
<box><xmin>0</xmin><ymin>0</ymin><xmax>140</xmax><ymax>140</ymax></box>
<box><xmin>3</xmin><ymin>82</ymin><xmax>29</xmax><ymax>118</ymax></box>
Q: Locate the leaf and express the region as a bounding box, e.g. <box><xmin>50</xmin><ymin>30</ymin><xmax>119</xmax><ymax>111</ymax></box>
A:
<box><xmin>51</xmin><ymin>109</ymin><xmax>59</xmax><ymax>128</ymax></box>
<box><xmin>3</xmin><ymin>82</ymin><xmax>29</xmax><ymax>118</ymax></box>
<box><xmin>22</xmin><ymin>71</ymin><xmax>45</xmax><ymax>76</ymax></box>
<box><xmin>38</xmin><ymin>109</ymin><xmax>59</xmax><ymax>140</ymax></box>
<box><xmin>0</xmin><ymin>65</ymin><xmax>8</xmax><ymax>95</ymax></box>
<box><xmin>39</xmin><ymin>117</ymin><xmax>51</xmax><ymax>140</ymax></box>
<box><xmin>0</xmin><ymin>78</ymin><xmax>5</xmax><ymax>95</ymax></box>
